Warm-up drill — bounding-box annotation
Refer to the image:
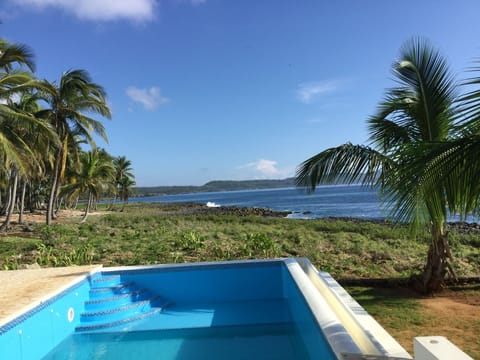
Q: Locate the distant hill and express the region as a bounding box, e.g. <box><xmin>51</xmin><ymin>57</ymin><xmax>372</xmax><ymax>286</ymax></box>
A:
<box><xmin>134</xmin><ymin>178</ymin><xmax>296</xmax><ymax>197</ymax></box>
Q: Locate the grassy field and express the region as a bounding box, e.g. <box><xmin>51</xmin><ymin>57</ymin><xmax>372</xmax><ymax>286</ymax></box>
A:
<box><xmin>0</xmin><ymin>202</ymin><xmax>478</xmax><ymax>357</ymax></box>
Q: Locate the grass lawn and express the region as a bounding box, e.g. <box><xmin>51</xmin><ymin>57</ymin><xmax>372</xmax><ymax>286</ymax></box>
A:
<box><xmin>0</xmin><ymin>202</ymin><xmax>478</xmax><ymax>357</ymax></box>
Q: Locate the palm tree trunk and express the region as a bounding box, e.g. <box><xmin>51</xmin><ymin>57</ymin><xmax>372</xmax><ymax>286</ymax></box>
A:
<box><xmin>47</xmin><ymin>151</ymin><xmax>62</xmax><ymax>225</ymax></box>
<box><xmin>1</xmin><ymin>171</ymin><xmax>18</xmax><ymax>230</ymax></box>
<box><xmin>73</xmin><ymin>196</ymin><xmax>79</xmax><ymax>210</ymax></box>
<box><xmin>107</xmin><ymin>194</ymin><xmax>116</xmax><ymax>211</ymax></box>
<box><xmin>80</xmin><ymin>192</ymin><xmax>91</xmax><ymax>223</ymax></box>
<box><xmin>418</xmin><ymin>221</ymin><xmax>455</xmax><ymax>293</ymax></box>
<box><xmin>18</xmin><ymin>180</ymin><xmax>26</xmax><ymax>224</ymax></box>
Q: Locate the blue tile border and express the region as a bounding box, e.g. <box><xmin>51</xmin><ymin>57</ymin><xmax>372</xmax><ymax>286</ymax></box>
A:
<box><xmin>102</xmin><ymin>259</ymin><xmax>284</xmax><ymax>277</ymax></box>
<box><xmin>0</xmin><ymin>276</ymin><xmax>90</xmax><ymax>336</ymax></box>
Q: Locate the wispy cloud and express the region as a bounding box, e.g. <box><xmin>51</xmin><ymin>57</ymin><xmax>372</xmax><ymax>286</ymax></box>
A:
<box><xmin>191</xmin><ymin>0</ymin><xmax>207</xmax><ymax>5</ymax></box>
<box><xmin>126</xmin><ymin>86</ymin><xmax>170</xmax><ymax>110</ymax></box>
<box><xmin>238</xmin><ymin>159</ymin><xmax>292</xmax><ymax>178</ymax></box>
<box><xmin>296</xmin><ymin>80</ymin><xmax>340</xmax><ymax>104</ymax></box>
<box><xmin>11</xmin><ymin>0</ymin><xmax>157</xmax><ymax>22</ymax></box>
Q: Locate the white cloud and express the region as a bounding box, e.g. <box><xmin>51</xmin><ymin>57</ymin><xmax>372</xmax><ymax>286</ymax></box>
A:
<box><xmin>191</xmin><ymin>0</ymin><xmax>207</xmax><ymax>5</ymax></box>
<box><xmin>11</xmin><ymin>0</ymin><xmax>156</xmax><ymax>22</ymax></box>
<box><xmin>296</xmin><ymin>80</ymin><xmax>339</xmax><ymax>104</ymax></box>
<box><xmin>239</xmin><ymin>159</ymin><xmax>292</xmax><ymax>178</ymax></box>
<box><xmin>126</xmin><ymin>86</ymin><xmax>170</xmax><ymax>110</ymax></box>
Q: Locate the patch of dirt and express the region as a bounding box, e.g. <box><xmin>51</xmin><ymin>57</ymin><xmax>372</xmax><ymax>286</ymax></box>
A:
<box><xmin>0</xmin><ymin>209</ymin><xmax>108</xmax><ymax>229</ymax></box>
<box><xmin>395</xmin><ymin>289</ymin><xmax>480</xmax><ymax>358</ymax></box>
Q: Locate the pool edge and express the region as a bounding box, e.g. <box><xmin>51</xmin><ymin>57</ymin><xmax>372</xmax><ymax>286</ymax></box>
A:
<box><xmin>0</xmin><ymin>265</ymin><xmax>103</xmax><ymax>330</ymax></box>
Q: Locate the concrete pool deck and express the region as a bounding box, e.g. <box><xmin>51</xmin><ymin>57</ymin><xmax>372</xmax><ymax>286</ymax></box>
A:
<box><xmin>0</xmin><ymin>265</ymin><xmax>101</xmax><ymax>327</ymax></box>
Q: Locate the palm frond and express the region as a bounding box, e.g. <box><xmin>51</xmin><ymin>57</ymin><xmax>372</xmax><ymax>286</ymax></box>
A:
<box><xmin>296</xmin><ymin>143</ymin><xmax>390</xmax><ymax>192</ymax></box>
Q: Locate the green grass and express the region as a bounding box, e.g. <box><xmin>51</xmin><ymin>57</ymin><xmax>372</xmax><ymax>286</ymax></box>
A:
<box><xmin>347</xmin><ymin>287</ymin><xmax>425</xmax><ymax>328</ymax></box>
<box><xmin>1</xmin><ymin>202</ymin><xmax>478</xmax><ymax>280</ymax></box>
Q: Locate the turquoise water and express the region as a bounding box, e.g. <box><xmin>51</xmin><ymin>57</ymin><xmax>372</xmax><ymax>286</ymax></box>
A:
<box><xmin>43</xmin><ymin>324</ymin><xmax>310</xmax><ymax>360</ymax></box>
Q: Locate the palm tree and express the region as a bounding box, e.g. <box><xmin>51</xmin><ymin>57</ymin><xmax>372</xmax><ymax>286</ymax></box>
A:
<box><xmin>0</xmin><ymin>39</ymin><xmax>42</xmax><ymax>230</ymax></box>
<box><xmin>3</xmin><ymin>92</ymin><xmax>45</xmax><ymax>225</ymax></box>
<box><xmin>0</xmin><ymin>38</ymin><xmax>35</xmax><ymax>72</ymax></box>
<box><xmin>409</xmin><ymin>63</ymin><xmax>480</xmax><ymax>221</ymax></box>
<box><xmin>118</xmin><ymin>176</ymin><xmax>136</xmax><ymax>211</ymax></box>
<box><xmin>110</xmin><ymin>156</ymin><xmax>134</xmax><ymax>210</ymax></box>
<box><xmin>35</xmin><ymin>69</ymin><xmax>111</xmax><ymax>225</ymax></box>
<box><xmin>296</xmin><ymin>38</ymin><xmax>463</xmax><ymax>293</ymax></box>
<box><xmin>60</xmin><ymin>150</ymin><xmax>114</xmax><ymax>222</ymax></box>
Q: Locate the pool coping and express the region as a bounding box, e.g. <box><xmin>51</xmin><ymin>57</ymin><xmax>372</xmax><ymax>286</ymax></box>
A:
<box><xmin>0</xmin><ymin>265</ymin><xmax>102</xmax><ymax>329</ymax></box>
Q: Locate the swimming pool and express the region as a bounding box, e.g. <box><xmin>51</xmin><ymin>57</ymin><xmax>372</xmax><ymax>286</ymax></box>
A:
<box><xmin>0</xmin><ymin>258</ymin><xmax>412</xmax><ymax>359</ymax></box>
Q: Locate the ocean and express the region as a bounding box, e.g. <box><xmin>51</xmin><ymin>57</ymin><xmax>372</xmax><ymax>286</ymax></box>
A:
<box><xmin>130</xmin><ymin>185</ymin><xmax>387</xmax><ymax>220</ymax></box>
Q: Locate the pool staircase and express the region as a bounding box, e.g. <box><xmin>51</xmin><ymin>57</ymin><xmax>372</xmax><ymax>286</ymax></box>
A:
<box><xmin>76</xmin><ymin>274</ymin><xmax>169</xmax><ymax>332</ymax></box>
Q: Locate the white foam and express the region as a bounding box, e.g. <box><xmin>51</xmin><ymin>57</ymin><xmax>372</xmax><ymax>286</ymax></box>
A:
<box><xmin>206</xmin><ymin>201</ymin><xmax>221</xmax><ymax>208</ymax></box>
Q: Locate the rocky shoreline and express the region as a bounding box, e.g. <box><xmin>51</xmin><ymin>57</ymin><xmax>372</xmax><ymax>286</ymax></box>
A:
<box><xmin>148</xmin><ymin>202</ymin><xmax>291</xmax><ymax>218</ymax></box>
<box><xmin>152</xmin><ymin>202</ymin><xmax>480</xmax><ymax>234</ymax></box>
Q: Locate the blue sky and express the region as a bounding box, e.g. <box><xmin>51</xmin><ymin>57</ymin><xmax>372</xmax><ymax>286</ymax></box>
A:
<box><xmin>2</xmin><ymin>0</ymin><xmax>479</xmax><ymax>186</ymax></box>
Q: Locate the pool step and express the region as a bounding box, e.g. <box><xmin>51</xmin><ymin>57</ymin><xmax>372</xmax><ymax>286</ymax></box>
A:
<box><xmin>75</xmin><ymin>307</ymin><xmax>166</xmax><ymax>332</ymax></box>
<box><xmin>91</xmin><ymin>274</ymin><xmax>122</xmax><ymax>288</ymax></box>
<box><xmin>88</xmin><ymin>282</ymin><xmax>137</xmax><ymax>300</ymax></box>
<box><xmin>76</xmin><ymin>274</ymin><xmax>168</xmax><ymax>332</ymax></box>
<box><xmin>84</xmin><ymin>289</ymin><xmax>149</xmax><ymax>311</ymax></box>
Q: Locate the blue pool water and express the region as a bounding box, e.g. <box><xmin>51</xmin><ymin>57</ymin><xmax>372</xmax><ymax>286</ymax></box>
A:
<box><xmin>43</xmin><ymin>324</ymin><xmax>308</xmax><ymax>360</ymax></box>
<box><xmin>1</xmin><ymin>261</ymin><xmax>338</xmax><ymax>359</ymax></box>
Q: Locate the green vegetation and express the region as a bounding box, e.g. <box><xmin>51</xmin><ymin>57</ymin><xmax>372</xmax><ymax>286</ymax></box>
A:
<box><xmin>1</xmin><ymin>203</ymin><xmax>478</xmax><ymax>280</ymax></box>
<box><xmin>297</xmin><ymin>38</ymin><xmax>480</xmax><ymax>293</ymax></box>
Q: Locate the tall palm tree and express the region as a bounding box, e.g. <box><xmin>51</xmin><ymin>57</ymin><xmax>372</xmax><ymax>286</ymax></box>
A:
<box><xmin>409</xmin><ymin>63</ymin><xmax>480</xmax><ymax>220</ymax></box>
<box><xmin>1</xmin><ymin>92</ymin><xmax>49</xmax><ymax>226</ymax></box>
<box><xmin>36</xmin><ymin>69</ymin><xmax>111</xmax><ymax>225</ymax></box>
<box><xmin>60</xmin><ymin>150</ymin><xmax>114</xmax><ymax>222</ymax></box>
<box><xmin>0</xmin><ymin>39</ymin><xmax>44</xmax><ymax>230</ymax></box>
<box><xmin>0</xmin><ymin>38</ymin><xmax>35</xmax><ymax>72</ymax></box>
<box><xmin>296</xmin><ymin>39</ymin><xmax>462</xmax><ymax>293</ymax></box>
<box><xmin>110</xmin><ymin>156</ymin><xmax>134</xmax><ymax>210</ymax></box>
<box><xmin>0</xmin><ymin>38</ymin><xmax>37</xmax><ymax>173</ymax></box>
<box><xmin>118</xmin><ymin>176</ymin><xmax>136</xmax><ymax>211</ymax></box>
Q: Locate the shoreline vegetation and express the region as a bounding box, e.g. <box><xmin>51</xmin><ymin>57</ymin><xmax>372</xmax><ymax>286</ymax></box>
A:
<box><xmin>1</xmin><ymin>201</ymin><xmax>478</xmax><ymax>280</ymax></box>
<box><xmin>0</xmin><ymin>202</ymin><xmax>478</xmax><ymax>357</ymax></box>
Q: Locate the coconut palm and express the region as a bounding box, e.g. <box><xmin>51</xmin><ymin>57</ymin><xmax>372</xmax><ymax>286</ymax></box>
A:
<box><xmin>296</xmin><ymin>38</ymin><xmax>464</xmax><ymax>293</ymax></box>
<box><xmin>410</xmin><ymin>63</ymin><xmax>480</xmax><ymax>220</ymax></box>
<box><xmin>118</xmin><ymin>176</ymin><xmax>136</xmax><ymax>211</ymax></box>
<box><xmin>1</xmin><ymin>92</ymin><xmax>48</xmax><ymax>226</ymax></box>
<box><xmin>0</xmin><ymin>38</ymin><xmax>37</xmax><ymax>170</ymax></box>
<box><xmin>0</xmin><ymin>38</ymin><xmax>35</xmax><ymax>72</ymax></box>
<box><xmin>35</xmin><ymin>69</ymin><xmax>111</xmax><ymax>225</ymax></box>
<box><xmin>60</xmin><ymin>150</ymin><xmax>114</xmax><ymax>222</ymax></box>
<box><xmin>109</xmin><ymin>156</ymin><xmax>134</xmax><ymax>210</ymax></box>
<box><xmin>0</xmin><ymin>39</ymin><xmax>42</xmax><ymax>229</ymax></box>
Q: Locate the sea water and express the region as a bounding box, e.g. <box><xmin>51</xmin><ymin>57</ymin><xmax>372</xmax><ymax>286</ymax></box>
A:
<box><xmin>130</xmin><ymin>185</ymin><xmax>386</xmax><ymax>219</ymax></box>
